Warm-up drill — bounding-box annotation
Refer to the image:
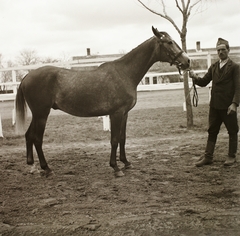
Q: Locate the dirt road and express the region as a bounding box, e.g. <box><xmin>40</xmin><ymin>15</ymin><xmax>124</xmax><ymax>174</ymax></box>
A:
<box><xmin>1</xmin><ymin>88</ymin><xmax>239</xmax><ymax>235</ymax></box>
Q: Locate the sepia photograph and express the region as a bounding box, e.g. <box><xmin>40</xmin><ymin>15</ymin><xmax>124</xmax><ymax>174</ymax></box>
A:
<box><xmin>0</xmin><ymin>0</ymin><xmax>240</xmax><ymax>235</ymax></box>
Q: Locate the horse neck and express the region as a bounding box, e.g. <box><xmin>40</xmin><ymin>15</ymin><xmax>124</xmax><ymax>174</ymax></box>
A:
<box><xmin>115</xmin><ymin>37</ymin><xmax>159</xmax><ymax>87</ymax></box>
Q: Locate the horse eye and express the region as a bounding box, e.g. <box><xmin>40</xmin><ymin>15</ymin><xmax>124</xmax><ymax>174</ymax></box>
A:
<box><xmin>168</xmin><ymin>41</ymin><xmax>173</xmax><ymax>45</ymax></box>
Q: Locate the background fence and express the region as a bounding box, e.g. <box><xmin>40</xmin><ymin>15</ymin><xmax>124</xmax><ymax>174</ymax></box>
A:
<box><xmin>2</xmin><ymin>49</ymin><xmax>240</xmax><ymax>136</ymax></box>
<box><xmin>0</xmin><ymin>51</ymin><xmax>215</xmax><ymax>100</ymax></box>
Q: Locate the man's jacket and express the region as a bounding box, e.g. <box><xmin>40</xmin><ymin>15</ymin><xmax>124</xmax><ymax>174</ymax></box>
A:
<box><xmin>194</xmin><ymin>59</ymin><xmax>240</xmax><ymax>109</ymax></box>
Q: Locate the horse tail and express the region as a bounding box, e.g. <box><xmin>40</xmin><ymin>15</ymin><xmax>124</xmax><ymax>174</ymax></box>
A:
<box><xmin>15</xmin><ymin>82</ymin><xmax>27</xmax><ymax>135</ymax></box>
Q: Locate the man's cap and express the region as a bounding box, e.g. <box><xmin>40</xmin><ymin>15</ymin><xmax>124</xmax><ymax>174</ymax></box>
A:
<box><xmin>216</xmin><ymin>38</ymin><xmax>229</xmax><ymax>49</ymax></box>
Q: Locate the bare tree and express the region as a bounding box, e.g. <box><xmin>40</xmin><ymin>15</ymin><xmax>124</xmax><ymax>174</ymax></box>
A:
<box><xmin>1</xmin><ymin>60</ymin><xmax>26</xmax><ymax>83</ymax></box>
<box><xmin>15</xmin><ymin>49</ymin><xmax>40</xmax><ymax>80</ymax></box>
<box><xmin>1</xmin><ymin>61</ymin><xmax>14</xmax><ymax>83</ymax></box>
<box><xmin>137</xmin><ymin>0</ymin><xmax>202</xmax><ymax>128</ymax></box>
<box><xmin>17</xmin><ymin>49</ymin><xmax>40</xmax><ymax>66</ymax></box>
<box><xmin>0</xmin><ymin>54</ymin><xmax>3</xmax><ymax>67</ymax></box>
<box><xmin>41</xmin><ymin>57</ymin><xmax>59</xmax><ymax>64</ymax></box>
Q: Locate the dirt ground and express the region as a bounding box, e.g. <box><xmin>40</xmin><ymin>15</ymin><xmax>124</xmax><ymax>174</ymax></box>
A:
<box><xmin>0</xmin><ymin>88</ymin><xmax>240</xmax><ymax>236</ymax></box>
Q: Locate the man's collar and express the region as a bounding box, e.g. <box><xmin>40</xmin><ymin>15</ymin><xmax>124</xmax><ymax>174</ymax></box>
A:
<box><xmin>219</xmin><ymin>58</ymin><xmax>229</xmax><ymax>63</ymax></box>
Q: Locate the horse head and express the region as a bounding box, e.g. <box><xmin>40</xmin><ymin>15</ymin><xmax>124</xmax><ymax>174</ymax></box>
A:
<box><xmin>152</xmin><ymin>26</ymin><xmax>190</xmax><ymax>72</ymax></box>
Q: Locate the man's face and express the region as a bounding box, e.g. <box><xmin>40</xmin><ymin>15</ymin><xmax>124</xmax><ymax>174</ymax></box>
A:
<box><xmin>217</xmin><ymin>45</ymin><xmax>229</xmax><ymax>60</ymax></box>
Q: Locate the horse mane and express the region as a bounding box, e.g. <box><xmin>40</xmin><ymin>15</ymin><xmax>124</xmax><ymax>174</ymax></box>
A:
<box><xmin>115</xmin><ymin>31</ymin><xmax>172</xmax><ymax>63</ymax></box>
<box><xmin>115</xmin><ymin>37</ymin><xmax>156</xmax><ymax>63</ymax></box>
<box><xmin>159</xmin><ymin>32</ymin><xmax>172</xmax><ymax>39</ymax></box>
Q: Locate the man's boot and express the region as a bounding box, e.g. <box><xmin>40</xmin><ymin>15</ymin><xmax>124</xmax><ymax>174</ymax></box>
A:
<box><xmin>195</xmin><ymin>141</ymin><xmax>215</xmax><ymax>167</ymax></box>
<box><xmin>224</xmin><ymin>134</ymin><xmax>238</xmax><ymax>166</ymax></box>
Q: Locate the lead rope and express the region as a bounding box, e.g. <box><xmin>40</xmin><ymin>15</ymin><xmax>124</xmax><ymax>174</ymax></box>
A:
<box><xmin>192</xmin><ymin>79</ymin><xmax>198</xmax><ymax>107</ymax></box>
<box><xmin>183</xmin><ymin>70</ymin><xmax>199</xmax><ymax>107</ymax></box>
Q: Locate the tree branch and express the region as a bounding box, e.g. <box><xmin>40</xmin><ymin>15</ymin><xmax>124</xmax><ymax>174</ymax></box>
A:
<box><xmin>137</xmin><ymin>0</ymin><xmax>182</xmax><ymax>35</ymax></box>
<box><xmin>161</xmin><ymin>0</ymin><xmax>167</xmax><ymax>16</ymax></box>
<box><xmin>189</xmin><ymin>0</ymin><xmax>202</xmax><ymax>13</ymax></box>
<box><xmin>175</xmin><ymin>0</ymin><xmax>183</xmax><ymax>14</ymax></box>
<box><xmin>137</xmin><ymin>0</ymin><xmax>165</xmax><ymax>17</ymax></box>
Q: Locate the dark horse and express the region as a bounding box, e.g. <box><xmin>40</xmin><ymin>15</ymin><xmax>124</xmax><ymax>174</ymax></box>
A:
<box><xmin>15</xmin><ymin>27</ymin><xmax>190</xmax><ymax>177</ymax></box>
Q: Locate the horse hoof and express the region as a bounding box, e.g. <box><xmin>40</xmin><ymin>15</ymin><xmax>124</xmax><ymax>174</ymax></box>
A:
<box><xmin>40</xmin><ymin>169</ymin><xmax>54</xmax><ymax>178</ymax></box>
<box><xmin>125</xmin><ymin>163</ymin><xmax>133</xmax><ymax>169</ymax></box>
<box><xmin>27</xmin><ymin>159</ymin><xmax>34</xmax><ymax>165</ymax></box>
<box><xmin>29</xmin><ymin>164</ymin><xmax>39</xmax><ymax>174</ymax></box>
<box><xmin>45</xmin><ymin>169</ymin><xmax>54</xmax><ymax>178</ymax></box>
<box><xmin>115</xmin><ymin>170</ymin><xmax>124</xmax><ymax>177</ymax></box>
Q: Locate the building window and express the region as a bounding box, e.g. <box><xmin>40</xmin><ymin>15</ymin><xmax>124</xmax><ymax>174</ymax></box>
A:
<box><xmin>145</xmin><ymin>77</ymin><xmax>149</xmax><ymax>85</ymax></box>
<box><xmin>153</xmin><ymin>76</ymin><xmax>157</xmax><ymax>84</ymax></box>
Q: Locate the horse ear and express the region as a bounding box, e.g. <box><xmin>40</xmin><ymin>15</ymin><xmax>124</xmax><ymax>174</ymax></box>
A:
<box><xmin>152</xmin><ymin>26</ymin><xmax>162</xmax><ymax>38</ymax></box>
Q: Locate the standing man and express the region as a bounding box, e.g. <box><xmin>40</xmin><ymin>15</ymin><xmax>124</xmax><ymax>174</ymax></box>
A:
<box><xmin>189</xmin><ymin>38</ymin><xmax>240</xmax><ymax>167</ymax></box>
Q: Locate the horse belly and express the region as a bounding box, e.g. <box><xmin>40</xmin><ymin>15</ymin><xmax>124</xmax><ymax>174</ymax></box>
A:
<box><xmin>55</xmin><ymin>89</ymin><xmax>135</xmax><ymax>117</ymax></box>
<box><xmin>58</xmin><ymin>100</ymin><xmax>110</xmax><ymax>117</ymax></box>
<box><xmin>55</xmin><ymin>92</ymin><xmax>113</xmax><ymax>117</ymax></box>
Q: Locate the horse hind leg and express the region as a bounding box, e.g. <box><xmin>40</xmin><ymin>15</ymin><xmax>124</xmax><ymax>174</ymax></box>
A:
<box><xmin>31</xmin><ymin>114</ymin><xmax>53</xmax><ymax>177</ymax></box>
<box><xmin>25</xmin><ymin>121</ymin><xmax>34</xmax><ymax>165</ymax></box>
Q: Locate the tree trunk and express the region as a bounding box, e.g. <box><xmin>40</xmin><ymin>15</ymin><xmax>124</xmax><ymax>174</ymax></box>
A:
<box><xmin>182</xmin><ymin>38</ymin><xmax>194</xmax><ymax>128</ymax></box>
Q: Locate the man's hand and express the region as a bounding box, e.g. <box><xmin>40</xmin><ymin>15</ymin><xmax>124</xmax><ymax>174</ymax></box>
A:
<box><xmin>189</xmin><ymin>69</ymin><xmax>198</xmax><ymax>80</ymax></box>
<box><xmin>227</xmin><ymin>103</ymin><xmax>237</xmax><ymax>115</ymax></box>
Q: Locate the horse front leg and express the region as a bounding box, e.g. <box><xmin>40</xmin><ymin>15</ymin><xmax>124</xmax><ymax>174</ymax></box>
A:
<box><xmin>110</xmin><ymin>113</ymin><xmax>124</xmax><ymax>177</ymax></box>
<box><xmin>119</xmin><ymin>113</ymin><xmax>132</xmax><ymax>169</ymax></box>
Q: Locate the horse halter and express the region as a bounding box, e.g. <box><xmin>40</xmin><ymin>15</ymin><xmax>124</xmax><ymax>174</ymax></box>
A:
<box><xmin>169</xmin><ymin>50</ymin><xmax>184</xmax><ymax>66</ymax></box>
<box><xmin>169</xmin><ymin>50</ymin><xmax>185</xmax><ymax>75</ymax></box>
<box><xmin>159</xmin><ymin>36</ymin><xmax>185</xmax><ymax>74</ymax></box>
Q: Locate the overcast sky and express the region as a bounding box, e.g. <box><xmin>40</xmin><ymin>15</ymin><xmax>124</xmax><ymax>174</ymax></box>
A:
<box><xmin>0</xmin><ymin>0</ymin><xmax>240</xmax><ymax>62</ymax></box>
